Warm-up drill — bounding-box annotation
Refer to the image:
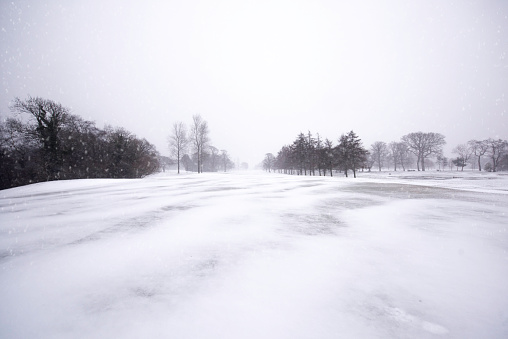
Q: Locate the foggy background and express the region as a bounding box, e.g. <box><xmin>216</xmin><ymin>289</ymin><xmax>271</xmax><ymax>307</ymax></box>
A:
<box><xmin>1</xmin><ymin>0</ymin><xmax>507</xmax><ymax>167</ymax></box>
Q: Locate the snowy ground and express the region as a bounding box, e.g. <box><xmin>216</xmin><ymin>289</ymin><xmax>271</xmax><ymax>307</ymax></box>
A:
<box><xmin>1</xmin><ymin>171</ymin><xmax>507</xmax><ymax>338</ymax></box>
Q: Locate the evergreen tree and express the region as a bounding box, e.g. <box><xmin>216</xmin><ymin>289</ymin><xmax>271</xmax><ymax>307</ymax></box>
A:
<box><xmin>337</xmin><ymin>131</ymin><xmax>368</xmax><ymax>178</ymax></box>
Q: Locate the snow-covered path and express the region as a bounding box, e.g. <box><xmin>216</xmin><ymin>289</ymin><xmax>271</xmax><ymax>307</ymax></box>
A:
<box><xmin>1</xmin><ymin>172</ymin><xmax>507</xmax><ymax>338</ymax></box>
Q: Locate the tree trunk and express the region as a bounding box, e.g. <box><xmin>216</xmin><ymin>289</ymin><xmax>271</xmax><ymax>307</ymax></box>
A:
<box><xmin>197</xmin><ymin>147</ymin><xmax>201</xmax><ymax>173</ymax></box>
<box><xmin>177</xmin><ymin>149</ymin><xmax>180</xmax><ymax>174</ymax></box>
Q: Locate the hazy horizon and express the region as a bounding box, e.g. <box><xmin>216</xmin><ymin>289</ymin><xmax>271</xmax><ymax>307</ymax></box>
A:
<box><xmin>1</xmin><ymin>0</ymin><xmax>507</xmax><ymax>166</ymax></box>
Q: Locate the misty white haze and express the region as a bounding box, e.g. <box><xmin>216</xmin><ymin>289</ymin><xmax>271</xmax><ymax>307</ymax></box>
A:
<box><xmin>1</xmin><ymin>0</ymin><xmax>507</xmax><ymax>165</ymax></box>
<box><xmin>1</xmin><ymin>2</ymin><xmax>508</xmax><ymax>337</ymax></box>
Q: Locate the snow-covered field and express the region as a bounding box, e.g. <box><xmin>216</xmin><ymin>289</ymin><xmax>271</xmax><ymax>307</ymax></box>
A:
<box><xmin>1</xmin><ymin>171</ymin><xmax>507</xmax><ymax>338</ymax></box>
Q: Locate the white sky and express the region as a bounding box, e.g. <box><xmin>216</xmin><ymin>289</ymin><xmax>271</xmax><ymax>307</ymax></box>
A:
<box><xmin>1</xmin><ymin>0</ymin><xmax>507</xmax><ymax>166</ymax></box>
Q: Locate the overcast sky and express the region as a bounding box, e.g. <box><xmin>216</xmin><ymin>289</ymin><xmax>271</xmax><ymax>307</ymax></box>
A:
<box><xmin>1</xmin><ymin>0</ymin><xmax>507</xmax><ymax>166</ymax></box>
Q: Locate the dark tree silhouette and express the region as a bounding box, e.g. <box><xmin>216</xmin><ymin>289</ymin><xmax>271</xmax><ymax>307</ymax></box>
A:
<box><xmin>467</xmin><ymin>139</ymin><xmax>489</xmax><ymax>171</ymax></box>
<box><xmin>11</xmin><ymin>96</ymin><xmax>70</xmax><ymax>179</ymax></box>
<box><xmin>2</xmin><ymin>97</ymin><xmax>160</xmax><ymax>189</ymax></box>
<box><xmin>452</xmin><ymin>144</ymin><xmax>472</xmax><ymax>171</ymax></box>
<box><xmin>336</xmin><ymin>131</ymin><xmax>368</xmax><ymax>178</ymax></box>
<box><xmin>486</xmin><ymin>138</ymin><xmax>508</xmax><ymax>172</ymax></box>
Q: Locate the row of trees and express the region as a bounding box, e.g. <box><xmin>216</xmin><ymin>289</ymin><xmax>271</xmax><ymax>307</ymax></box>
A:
<box><xmin>365</xmin><ymin>132</ymin><xmax>447</xmax><ymax>172</ymax></box>
<box><xmin>366</xmin><ymin>137</ymin><xmax>507</xmax><ymax>172</ymax></box>
<box><xmin>167</xmin><ymin>115</ymin><xmax>235</xmax><ymax>173</ymax></box>
<box><xmin>264</xmin><ymin>130</ymin><xmax>368</xmax><ymax>178</ymax></box>
<box><xmin>450</xmin><ymin>139</ymin><xmax>508</xmax><ymax>172</ymax></box>
<box><xmin>0</xmin><ymin>97</ymin><xmax>160</xmax><ymax>190</ymax></box>
<box><xmin>265</xmin><ymin>130</ymin><xmax>507</xmax><ymax>177</ymax></box>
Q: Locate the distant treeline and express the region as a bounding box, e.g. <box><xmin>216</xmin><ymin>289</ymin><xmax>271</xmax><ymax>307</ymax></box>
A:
<box><xmin>264</xmin><ymin>130</ymin><xmax>370</xmax><ymax>178</ymax></box>
<box><xmin>0</xmin><ymin>97</ymin><xmax>160</xmax><ymax>190</ymax></box>
<box><xmin>264</xmin><ymin>131</ymin><xmax>508</xmax><ymax>176</ymax></box>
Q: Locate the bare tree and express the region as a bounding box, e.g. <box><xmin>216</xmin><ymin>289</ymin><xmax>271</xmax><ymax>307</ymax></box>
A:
<box><xmin>436</xmin><ymin>155</ymin><xmax>445</xmax><ymax>170</ymax></box>
<box><xmin>452</xmin><ymin>144</ymin><xmax>472</xmax><ymax>171</ymax></box>
<box><xmin>486</xmin><ymin>138</ymin><xmax>508</xmax><ymax>172</ymax></box>
<box><xmin>388</xmin><ymin>142</ymin><xmax>400</xmax><ymax>171</ymax></box>
<box><xmin>402</xmin><ymin>132</ymin><xmax>446</xmax><ymax>171</ymax></box>
<box><xmin>393</xmin><ymin>142</ymin><xmax>411</xmax><ymax>171</ymax></box>
<box><xmin>208</xmin><ymin>146</ymin><xmax>219</xmax><ymax>172</ymax></box>
<box><xmin>364</xmin><ymin>152</ymin><xmax>375</xmax><ymax>172</ymax></box>
<box><xmin>467</xmin><ymin>139</ymin><xmax>489</xmax><ymax>171</ymax></box>
<box><xmin>439</xmin><ymin>157</ymin><xmax>448</xmax><ymax>170</ymax></box>
<box><xmin>190</xmin><ymin>115</ymin><xmax>209</xmax><ymax>173</ymax></box>
<box><xmin>371</xmin><ymin>141</ymin><xmax>389</xmax><ymax>171</ymax></box>
<box><xmin>168</xmin><ymin>122</ymin><xmax>188</xmax><ymax>174</ymax></box>
<box><xmin>220</xmin><ymin>149</ymin><xmax>234</xmax><ymax>172</ymax></box>
<box><xmin>263</xmin><ymin>153</ymin><xmax>275</xmax><ymax>172</ymax></box>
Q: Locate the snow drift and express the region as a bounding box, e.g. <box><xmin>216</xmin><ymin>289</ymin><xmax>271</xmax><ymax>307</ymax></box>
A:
<box><xmin>1</xmin><ymin>171</ymin><xmax>507</xmax><ymax>338</ymax></box>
